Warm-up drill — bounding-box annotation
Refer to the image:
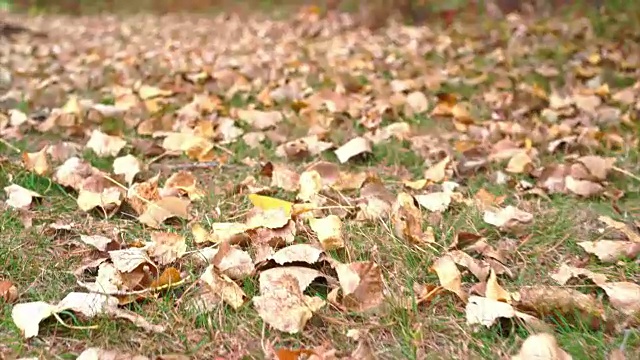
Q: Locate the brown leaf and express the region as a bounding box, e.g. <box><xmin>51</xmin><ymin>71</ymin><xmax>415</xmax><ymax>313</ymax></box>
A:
<box><xmin>598</xmin><ymin>282</ymin><xmax>640</xmax><ymax>316</ymax></box>
<box><xmin>309</xmin><ymin>215</ymin><xmax>345</xmax><ymax>251</ymax></box>
<box><xmin>161</xmin><ymin>170</ymin><xmax>204</xmax><ymax>200</ymax></box>
<box><xmin>253</xmin><ymin>274</ymin><xmax>325</xmax><ymax>333</ymax></box>
<box><xmin>431</xmin><ymin>255</ymin><xmax>467</xmax><ymax>302</ymax></box>
<box><xmin>199</xmin><ymin>265</ymin><xmax>247</xmax><ymax>310</ymax></box>
<box><xmin>147</xmin><ymin>232</ymin><xmax>187</xmax><ymax>265</ymax></box>
<box><xmin>423</xmin><ymin>156</ymin><xmax>450</xmax><ymax>183</ymax></box>
<box><xmin>515</xmin><ymin>286</ymin><xmax>607</xmax><ymax>330</ymax></box>
<box><xmin>86</xmin><ymin>129</ymin><xmax>127</xmax><ymax>158</ymax></box>
<box><xmin>483</xmin><ymin>206</ymin><xmax>533</xmax><ymax>229</ymax></box>
<box><xmin>0</xmin><ymin>280</ymin><xmax>18</xmax><ymax>303</ymax></box>
<box><xmin>550</xmin><ymin>264</ymin><xmax>607</xmax><ymax>286</ymax></box>
<box><xmin>334</xmin><ymin>261</ymin><xmax>384</xmax><ymax>312</ymax></box>
<box><xmin>577</xmin><ymin>240</ymin><xmax>640</xmax><ymax>263</ymax></box>
<box><xmin>512</xmin><ymin>333</ymin><xmax>572</xmax><ymax>360</ymax></box>
<box><xmin>598</xmin><ymin>216</ymin><xmax>640</xmax><ymax>243</ymax></box>
<box><xmin>22</xmin><ymin>148</ymin><xmax>50</xmax><ymax>175</ymax></box>
<box><xmin>138</xmin><ymin>197</ymin><xmax>190</xmax><ymax>228</ymax></box>
<box><xmin>392</xmin><ymin>192</ymin><xmax>430</xmax><ymax>244</ymax></box>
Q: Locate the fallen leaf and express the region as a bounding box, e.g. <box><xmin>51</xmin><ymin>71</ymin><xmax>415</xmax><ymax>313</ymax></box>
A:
<box><xmin>248</xmin><ymin>194</ymin><xmax>293</xmax><ymax>218</ymax></box>
<box><xmin>199</xmin><ymin>265</ymin><xmax>246</xmax><ymax>310</ymax></box>
<box><xmin>423</xmin><ymin>156</ymin><xmax>450</xmax><ymax>183</ymax></box>
<box><xmin>577</xmin><ymin>240</ymin><xmax>640</xmax><ymax>263</ymax></box>
<box><xmin>0</xmin><ymin>280</ymin><xmax>18</xmax><ymax>303</ymax></box>
<box><xmin>161</xmin><ymin>170</ymin><xmax>204</xmax><ymax>200</ymax></box>
<box><xmin>268</xmin><ymin>244</ymin><xmax>324</xmax><ymax>266</ymax></box>
<box><xmin>431</xmin><ymin>255</ymin><xmax>467</xmax><ymax>302</ymax></box>
<box><xmin>4</xmin><ymin>184</ymin><xmax>42</xmax><ymax>210</ymax></box>
<box><xmin>405</xmin><ymin>91</ymin><xmax>429</xmax><ymax>114</ymax></box>
<box><xmin>334</xmin><ymin>137</ymin><xmax>372</xmax><ymax>164</ymax></box>
<box><xmin>138</xmin><ymin>197</ymin><xmax>190</xmax><ymax>228</ymax></box>
<box><xmin>13</xmin><ymin>292</ymin><xmax>163</xmax><ymax>339</ymax></box>
<box><xmin>483</xmin><ymin>206</ymin><xmax>533</xmax><ymax>230</ymax></box>
<box><xmin>550</xmin><ymin>263</ymin><xmax>607</xmax><ymax>286</ymax></box>
<box><xmin>79</xmin><ymin>234</ymin><xmax>115</xmax><ymax>252</ymax></box>
<box><xmin>598</xmin><ymin>216</ymin><xmax>640</xmax><ymax>243</ymax></box>
<box><xmin>565</xmin><ymin>176</ymin><xmax>603</xmax><ymax>197</ymax></box>
<box><xmin>213</xmin><ymin>243</ymin><xmax>254</xmax><ymax>280</ymax></box>
<box><xmin>598</xmin><ymin>282</ymin><xmax>640</xmax><ymax>316</ymax></box>
<box><xmin>392</xmin><ymin>192</ymin><xmax>432</xmax><ymax>244</ymax></box>
<box><xmin>22</xmin><ymin>148</ymin><xmax>49</xmax><ymax>175</ymax></box>
<box><xmin>334</xmin><ymin>261</ymin><xmax>384</xmax><ymax>312</ymax></box>
<box><xmin>77</xmin><ymin>348</ymin><xmax>150</xmax><ymax>360</ymax></box>
<box><xmin>86</xmin><ymin>130</ymin><xmax>127</xmax><ymax>158</ymax></box>
<box><xmin>414</xmin><ymin>192</ymin><xmax>452</xmax><ymax>212</ymax></box>
<box><xmin>465</xmin><ymin>296</ymin><xmax>515</xmax><ymax>327</ymax></box>
<box><xmin>253</xmin><ymin>274</ymin><xmax>325</xmax><ymax>333</ymax></box>
<box><xmin>113</xmin><ymin>155</ymin><xmax>142</xmax><ymax>185</ymax></box>
<box><xmin>512</xmin><ymin>333</ymin><xmax>572</xmax><ymax>360</ymax></box>
<box><xmin>76</xmin><ymin>175</ymin><xmax>123</xmax><ymax>215</ymax></box>
<box><xmin>259</xmin><ymin>267</ymin><xmax>331</xmax><ymax>294</ymax></box>
<box><xmin>485</xmin><ymin>269</ymin><xmax>511</xmax><ymax>303</ymax></box>
<box><xmin>53</xmin><ymin>157</ymin><xmax>101</xmax><ymax>191</ymax></box>
<box><xmin>515</xmin><ymin>286</ymin><xmax>606</xmax><ymax>329</ymax></box>
<box><xmin>147</xmin><ymin>232</ymin><xmax>187</xmax><ymax>265</ymax></box>
<box><xmin>298</xmin><ymin>170</ymin><xmax>323</xmax><ymax>203</ymax></box>
<box><xmin>109</xmin><ymin>248</ymin><xmax>154</xmax><ymax>273</ymax></box>
<box><xmin>505</xmin><ymin>152</ymin><xmax>533</xmax><ymax>174</ymax></box>
<box><xmin>309</xmin><ymin>215</ymin><xmax>345</xmax><ymax>251</ymax></box>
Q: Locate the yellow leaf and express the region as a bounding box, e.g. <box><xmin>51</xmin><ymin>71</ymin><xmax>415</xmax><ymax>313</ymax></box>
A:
<box><xmin>247</xmin><ymin>194</ymin><xmax>293</xmax><ymax>217</ymax></box>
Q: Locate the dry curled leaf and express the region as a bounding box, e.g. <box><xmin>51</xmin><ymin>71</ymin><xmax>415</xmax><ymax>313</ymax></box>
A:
<box><xmin>334</xmin><ymin>137</ymin><xmax>372</xmax><ymax>164</ymax></box>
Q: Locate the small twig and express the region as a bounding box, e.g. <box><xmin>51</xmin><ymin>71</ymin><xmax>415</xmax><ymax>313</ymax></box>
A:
<box><xmin>612</xmin><ymin>166</ymin><xmax>640</xmax><ymax>182</ymax></box>
<box><xmin>52</xmin><ymin>312</ymin><xmax>99</xmax><ymax>331</ymax></box>
<box><xmin>213</xmin><ymin>143</ymin><xmax>234</xmax><ymax>156</ymax></box>
<box><xmin>0</xmin><ymin>138</ymin><xmax>21</xmax><ymax>153</ymax></box>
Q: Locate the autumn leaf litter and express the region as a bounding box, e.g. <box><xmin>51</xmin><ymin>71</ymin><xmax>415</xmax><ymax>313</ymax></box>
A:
<box><xmin>1</xmin><ymin>6</ymin><xmax>640</xmax><ymax>360</ymax></box>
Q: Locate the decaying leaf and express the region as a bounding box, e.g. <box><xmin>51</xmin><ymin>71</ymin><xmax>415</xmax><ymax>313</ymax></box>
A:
<box><xmin>598</xmin><ymin>216</ymin><xmax>640</xmax><ymax>243</ymax></box>
<box><xmin>113</xmin><ymin>155</ymin><xmax>142</xmax><ymax>185</ymax></box>
<box><xmin>483</xmin><ymin>206</ymin><xmax>533</xmax><ymax>230</ymax></box>
<box><xmin>309</xmin><ymin>215</ymin><xmax>345</xmax><ymax>251</ymax></box>
<box><xmin>431</xmin><ymin>255</ymin><xmax>467</xmax><ymax>302</ymax></box>
<box><xmin>598</xmin><ymin>282</ymin><xmax>640</xmax><ymax>316</ymax></box>
<box><xmin>577</xmin><ymin>240</ymin><xmax>640</xmax><ymax>263</ymax></box>
<box><xmin>334</xmin><ymin>261</ymin><xmax>384</xmax><ymax>312</ymax></box>
<box><xmin>138</xmin><ymin>197</ymin><xmax>190</xmax><ymax>228</ymax></box>
<box><xmin>254</xmin><ymin>274</ymin><xmax>325</xmax><ymax>333</ymax></box>
<box><xmin>512</xmin><ymin>333</ymin><xmax>572</xmax><ymax>360</ymax></box>
<box><xmin>392</xmin><ymin>192</ymin><xmax>431</xmax><ymax>244</ymax></box>
<box><xmin>550</xmin><ymin>263</ymin><xmax>607</xmax><ymax>286</ymax></box>
<box><xmin>147</xmin><ymin>232</ymin><xmax>187</xmax><ymax>265</ymax></box>
<box><xmin>4</xmin><ymin>184</ymin><xmax>42</xmax><ymax>210</ymax></box>
<box><xmin>22</xmin><ymin>148</ymin><xmax>50</xmax><ymax>175</ymax></box>
<box><xmin>199</xmin><ymin>265</ymin><xmax>246</xmax><ymax>310</ymax></box>
<box><xmin>334</xmin><ymin>137</ymin><xmax>372</xmax><ymax>163</ymax></box>
<box><xmin>86</xmin><ymin>130</ymin><xmax>127</xmax><ymax>158</ymax></box>
<box><xmin>414</xmin><ymin>192</ymin><xmax>452</xmax><ymax>213</ymax></box>
<box><xmin>12</xmin><ymin>292</ymin><xmax>164</xmax><ymax>339</ymax></box>
<box><xmin>0</xmin><ymin>280</ymin><xmax>18</xmax><ymax>303</ymax></box>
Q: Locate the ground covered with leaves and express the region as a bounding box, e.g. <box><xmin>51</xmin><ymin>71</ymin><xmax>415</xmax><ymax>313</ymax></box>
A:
<box><xmin>1</xmin><ymin>5</ymin><xmax>640</xmax><ymax>360</ymax></box>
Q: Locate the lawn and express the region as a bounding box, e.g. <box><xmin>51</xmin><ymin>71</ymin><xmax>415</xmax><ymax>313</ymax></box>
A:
<box><xmin>0</xmin><ymin>1</ymin><xmax>639</xmax><ymax>359</ymax></box>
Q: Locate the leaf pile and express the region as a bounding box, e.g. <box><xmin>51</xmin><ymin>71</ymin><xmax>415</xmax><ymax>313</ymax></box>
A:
<box><xmin>1</xmin><ymin>6</ymin><xmax>639</xmax><ymax>360</ymax></box>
